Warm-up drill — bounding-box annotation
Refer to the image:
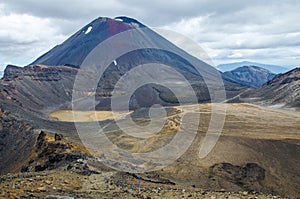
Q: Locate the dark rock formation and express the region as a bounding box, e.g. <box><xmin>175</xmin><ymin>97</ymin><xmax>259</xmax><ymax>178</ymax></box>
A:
<box><xmin>209</xmin><ymin>163</ymin><xmax>265</xmax><ymax>191</ymax></box>
<box><xmin>0</xmin><ymin>105</ymin><xmax>36</xmax><ymax>174</ymax></box>
<box><xmin>21</xmin><ymin>131</ymin><xmax>90</xmax><ymax>173</ymax></box>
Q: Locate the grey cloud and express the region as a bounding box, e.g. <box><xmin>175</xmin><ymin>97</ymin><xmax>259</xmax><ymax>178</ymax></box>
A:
<box><xmin>0</xmin><ymin>0</ymin><xmax>299</xmax><ymax>68</ymax></box>
<box><xmin>208</xmin><ymin>33</ymin><xmax>300</xmax><ymax>50</ymax></box>
<box><xmin>3</xmin><ymin>0</ymin><xmax>287</xmax><ymax>27</ymax></box>
<box><xmin>3</xmin><ymin>0</ymin><xmax>127</xmax><ymax>20</ymax></box>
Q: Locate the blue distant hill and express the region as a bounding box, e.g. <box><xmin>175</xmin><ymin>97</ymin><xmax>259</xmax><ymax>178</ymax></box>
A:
<box><xmin>217</xmin><ymin>61</ymin><xmax>290</xmax><ymax>74</ymax></box>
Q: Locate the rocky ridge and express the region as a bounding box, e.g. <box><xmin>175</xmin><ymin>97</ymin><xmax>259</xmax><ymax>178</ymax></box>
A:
<box><xmin>241</xmin><ymin>67</ymin><xmax>300</xmax><ymax>108</ymax></box>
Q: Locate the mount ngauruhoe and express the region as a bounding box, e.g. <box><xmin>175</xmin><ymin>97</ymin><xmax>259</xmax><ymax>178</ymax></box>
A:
<box><xmin>0</xmin><ymin>17</ymin><xmax>299</xmax><ymax>198</ymax></box>
<box><xmin>1</xmin><ymin>16</ymin><xmax>245</xmax><ymax>113</ymax></box>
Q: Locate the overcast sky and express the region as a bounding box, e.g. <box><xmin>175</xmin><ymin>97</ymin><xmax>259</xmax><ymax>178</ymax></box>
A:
<box><xmin>0</xmin><ymin>0</ymin><xmax>300</xmax><ymax>72</ymax></box>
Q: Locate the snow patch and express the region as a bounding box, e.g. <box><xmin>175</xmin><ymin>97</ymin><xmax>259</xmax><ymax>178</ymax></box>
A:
<box><xmin>113</xmin><ymin>60</ymin><xmax>117</xmax><ymax>66</ymax></box>
<box><xmin>131</xmin><ymin>22</ymin><xmax>139</xmax><ymax>28</ymax></box>
<box><xmin>85</xmin><ymin>26</ymin><xmax>92</xmax><ymax>34</ymax></box>
<box><xmin>115</xmin><ymin>18</ymin><xmax>123</xmax><ymax>22</ymax></box>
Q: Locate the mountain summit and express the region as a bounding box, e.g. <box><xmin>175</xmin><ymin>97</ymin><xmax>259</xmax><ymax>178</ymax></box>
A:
<box><xmin>31</xmin><ymin>17</ymin><xmax>146</xmax><ymax>67</ymax></box>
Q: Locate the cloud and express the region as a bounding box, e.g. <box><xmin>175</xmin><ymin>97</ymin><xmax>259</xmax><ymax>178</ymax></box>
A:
<box><xmin>0</xmin><ymin>0</ymin><xmax>299</xmax><ymax>71</ymax></box>
<box><xmin>0</xmin><ymin>4</ymin><xmax>66</xmax><ymax>71</ymax></box>
<box><xmin>162</xmin><ymin>2</ymin><xmax>300</xmax><ymax>67</ymax></box>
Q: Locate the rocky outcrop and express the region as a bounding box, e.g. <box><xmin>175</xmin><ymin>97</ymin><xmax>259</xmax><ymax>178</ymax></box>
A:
<box><xmin>0</xmin><ymin>105</ymin><xmax>36</xmax><ymax>174</ymax></box>
<box><xmin>209</xmin><ymin>163</ymin><xmax>265</xmax><ymax>191</ymax></box>
<box><xmin>0</xmin><ymin>108</ymin><xmax>90</xmax><ymax>174</ymax></box>
<box><xmin>23</xmin><ymin>131</ymin><xmax>92</xmax><ymax>174</ymax></box>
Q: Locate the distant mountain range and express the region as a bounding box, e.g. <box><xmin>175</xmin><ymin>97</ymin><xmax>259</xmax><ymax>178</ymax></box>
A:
<box><xmin>217</xmin><ymin>61</ymin><xmax>290</xmax><ymax>74</ymax></box>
